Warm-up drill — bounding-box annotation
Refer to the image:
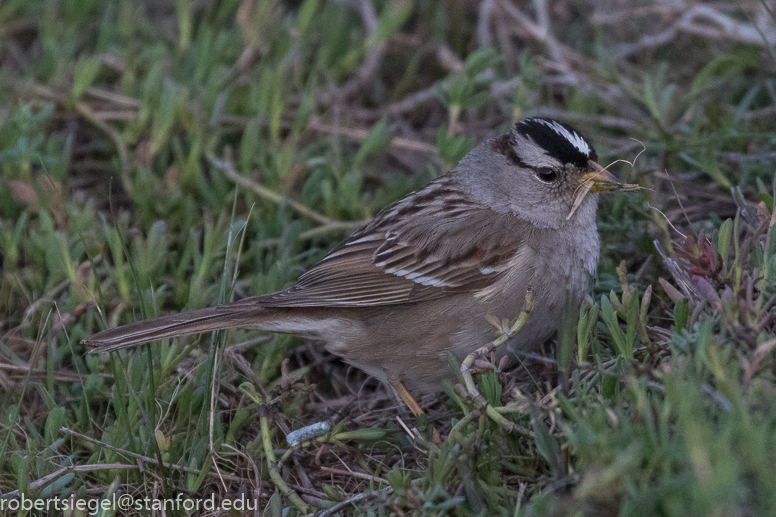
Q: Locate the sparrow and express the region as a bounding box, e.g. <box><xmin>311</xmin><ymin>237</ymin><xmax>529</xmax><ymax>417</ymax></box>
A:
<box><xmin>84</xmin><ymin>118</ymin><xmax>635</xmax><ymax>414</ymax></box>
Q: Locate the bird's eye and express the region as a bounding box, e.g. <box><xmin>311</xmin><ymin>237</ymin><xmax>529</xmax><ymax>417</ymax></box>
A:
<box><xmin>536</xmin><ymin>167</ymin><xmax>558</xmax><ymax>183</ymax></box>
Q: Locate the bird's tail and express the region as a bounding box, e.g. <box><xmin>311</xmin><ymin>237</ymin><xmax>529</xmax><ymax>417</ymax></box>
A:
<box><xmin>83</xmin><ymin>298</ymin><xmax>273</xmax><ymax>353</ymax></box>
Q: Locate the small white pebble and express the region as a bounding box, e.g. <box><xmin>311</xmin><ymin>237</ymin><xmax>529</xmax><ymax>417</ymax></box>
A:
<box><xmin>286</xmin><ymin>422</ymin><xmax>331</xmax><ymax>446</ymax></box>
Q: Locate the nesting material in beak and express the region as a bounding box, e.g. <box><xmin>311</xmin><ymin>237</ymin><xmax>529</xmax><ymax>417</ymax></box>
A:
<box><xmin>567</xmin><ymin>161</ymin><xmax>639</xmax><ymax>220</ymax></box>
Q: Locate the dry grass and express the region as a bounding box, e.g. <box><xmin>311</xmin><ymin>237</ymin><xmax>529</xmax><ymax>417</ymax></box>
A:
<box><xmin>1</xmin><ymin>0</ymin><xmax>776</xmax><ymax>515</ymax></box>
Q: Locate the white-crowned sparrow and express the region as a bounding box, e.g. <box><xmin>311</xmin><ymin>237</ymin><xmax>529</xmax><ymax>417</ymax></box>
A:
<box><xmin>84</xmin><ymin>118</ymin><xmax>635</xmax><ymax>413</ymax></box>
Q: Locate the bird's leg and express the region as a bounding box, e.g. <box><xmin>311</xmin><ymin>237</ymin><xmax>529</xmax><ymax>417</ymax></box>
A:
<box><xmin>391</xmin><ymin>380</ymin><xmax>424</xmax><ymax>416</ymax></box>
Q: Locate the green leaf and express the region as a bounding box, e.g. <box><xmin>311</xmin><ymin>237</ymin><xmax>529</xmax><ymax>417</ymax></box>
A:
<box><xmin>769</xmin><ymin>223</ymin><xmax>776</xmax><ymax>262</ymax></box>
<box><xmin>43</xmin><ymin>407</ymin><xmax>65</xmax><ymax>444</ymax></box>
<box><xmin>674</xmin><ymin>298</ymin><xmax>689</xmax><ymax>331</ymax></box>
<box><xmin>371</xmin><ymin>1</ymin><xmax>413</xmax><ymax>47</ymax></box>
<box><xmin>150</xmin><ymin>80</ymin><xmax>185</xmax><ymax>156</ymax></box>
<box><xmin>602</xmin><ymin>373</ymin><xmax>619</xmax><ymax>399</ymax></box>
<box><xmin>601</xmin><ymin>296</ymin><xmax>627</xmax><ymax>358</ymax></box>
<box><xmin>17</xmin><ymin>454</ymin><xmax>29</xmax><ymax>495</ymax></box>
<box><xmin>187</xmin><ymin>455</ymin><xmax>211</xmax><ymax>493</ymax></box>
<box><xmin>718</xmin><ymin>218</ymin><xmax>733</xmax><ymax>265</ymax></box>
<box><xmin>268</xmin><ymin>493</ymin><xmax>283</xmax><ymax>517</ymax></box>
<box><xmin>441</xmin><ymin>75</ymin><xmax>471</xmax><ymax>108</ymax></box>
<box><xmin>624</xmin><ymin>290</ymin><xmax>638</xmax><ymax>360</ymax></box>
<box><xmin>38</xmin><ymin>472</ymin><xmax>74</xmax><ymax>498</ymax></box>
<box><xmin>353</xmin><ymin>119</ymin><xmax>390</xmax><ymax>167</ymax></box>
<box><xmin>532</xmin><ymin>416</ymin><xmax>563</xmax><ymax>478</ymax></box>
<box><xmin>94</xmin><ymin>477</ymin><xmax>120</xmax><ymax>517</ymax></box>
<box><xmin>297</xmin><ymin>0</ymin><xmax>320</xmax><ymax>35</ymax></box>
<box><xmin>240</xmin><ymin>116</ymin><xmax>263</xmax><ymax>171</ymax></box>
<box><xmin>480</xmin><ymin>372</ymin><xmax>502</xmax><ymax>406</ymax></box>
<box><xmin>333</xmin><ymin>428</ymin><xmax>387</xmax><ymax>442</ymax></box>
<box><xmin>72</xmin><ymin>56</ymin><xmax>100</xmax><ymax>99</ymax></box>
<box><xmin>436</xmin><ymin>126</ymin><xmax>475</xmax><ymax>164</ymax></box>
<box><xmin>463</xmin><ymin>47</ymin><xmax>500</xmax><ymax>77</ymax></box>
<box><xmin>174</xmin><ymin>0</ymin><xmax>192</xmax><ymax>50</ymax></box>
<box><xmin>577</xmin><ymin>304</ymin><xmax>599</xmax><ymax>363</ymax></box>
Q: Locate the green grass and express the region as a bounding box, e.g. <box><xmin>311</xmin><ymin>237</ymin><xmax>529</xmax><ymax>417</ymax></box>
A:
<box><xmin>2</xmin><ymin>0</ymin><xmax>776</xmax><ymax>515</ymax></box>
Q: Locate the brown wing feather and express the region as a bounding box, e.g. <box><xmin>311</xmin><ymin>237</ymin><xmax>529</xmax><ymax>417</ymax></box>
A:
<box><xmin>258</xmin><ymin>177</ymin><xmax>525</xmax><ymax>308</ymax></box>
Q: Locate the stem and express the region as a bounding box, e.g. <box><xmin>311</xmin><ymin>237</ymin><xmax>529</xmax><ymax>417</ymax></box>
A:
<box><xmin>208</xmin><ymin>152</ymin><xmax>348</xmax><ymax>226</ymax></box>
<box><xmin>260</xmin><ymin>402</ymin><xmax>309</xmax><ymax>513</ymax></box>
<box><xmin>460</xmin><ymin>290</ymin><xmax>534</xmax><ymax>434</ymax></box>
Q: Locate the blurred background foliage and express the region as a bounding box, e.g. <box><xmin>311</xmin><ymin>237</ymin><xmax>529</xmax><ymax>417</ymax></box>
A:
<box><xmin>1</xmin><ymin>0</ymin><xmax>776</xmax><ymax>515</ymax></box>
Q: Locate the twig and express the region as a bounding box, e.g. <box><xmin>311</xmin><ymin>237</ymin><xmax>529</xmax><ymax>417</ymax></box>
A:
<box><xmin>533</xmin><ymin>0</ymin><xmax>566</xmax><ymax>67</ymax></box>
<box><xmin>379</xmin><ymin>75</ymin><xmax>521</xmax><ymax>118</ymax></box>
<box><xmin>319</xmin><ymin>466</ymin><xmax>390</xmax><ymax>485</ymax></box>
<box><xmin>610</xmin><ymin>25</ymin><xmax>680</xmax><ymax>60</ymax></box>
<box><xmin>253</xmin><ymin>220</ymin><xmax>362</xmax><ymax>249</ymax></box>
<box><xmin>318</xmin><ymin>0</ymin><xmax>386</xmax><ymax>103</ymax></box>
<box><xmin>498</xmin><ymin>0</ymin><xmax>587</xmax><ymax>69</ymax></box>
<box><xmin>0</xmin><ymin>362</ymin><xmax>112</xmax><ymax>382</ymax></box>
<box><xmin>307</xmin><ymin>120</ymin><xmax>438</xmax><ymax>154</ymax></box>
<box><xmin>318</xmin><ymin>487</ymin><xmax>393</xmax><ymax>517</ymax></box>
<box><xmin>744</xmin><ymin>105</ymin><xmax>776</xmax><ymax>120</ymax></box>
<box><xmin>476</xmin><ymin>0</ymin><xmax>495</xmax><ymax>49</ymax></box>
<box><xmin>92</xmin><ymin>110</ymin><xmax>138</xmax><ymax>121</ymax></box>
<box><xmin>207</xmin><ymin>152</ymin><xmax>349</xmax><ymax>227</ymax></box>
<box><xmin>382</xmin><ymin>81</ymin><xmax>442</xmax><ymax>116</ymax></box>
<box><xmin>436</xmin><ymin>43</ymin><xmax>464</xmax><ymax>73</ymax></box>
<box><xmin>678</xmin><ymin>4</ymin><xmax>776</xmax><ymax>47</ymax></box>
<box><xmin>59</xmin><ymin>427</ymin><xmax>266</xmax><ymax>486</ymax></box>
<box><xmin>723</xmin><ymin>151</ymin><xmax>776</xmax><ymax>163</ymax></box>
<box><xmin>22</xmin><ymin>279</ymin><xmax>71</xmax><ymax>322</ymax></box>
<box><xmin>85</xmin><ymin>87</ymin><xmax>140</xmax><ymax>108</ymax></box>
<box><xmin>209</xmin><ymin>353</ymin><xmax>227</xmax><ymax>491</ymax></box>
<box><xmin>591</xmin><ymin>4</ymin><xmax>676</xmax><ymax>25</ymax></box>
<box><xmin>1</xmin><ymin>463</ymin><xmax>138</xmax><ymax>499</ymax></box>
<box><xmin>596</xmin><ymin>2</ymin><xmax>776</xmax><ymax>59</ymax></box>
<box><xmin>515</xmin><ymin>482</ymin><xmax>527</xmax><ymax>515</ymax></box>
<box><xmin>497</xmin><ymin>0</ymin><xmax>636</xmax><ymax>111</ymax></box>
<box><xmin>664</xmin><ymin>170</ymin><xmax>697</xmax><ymax>237</ymax></box>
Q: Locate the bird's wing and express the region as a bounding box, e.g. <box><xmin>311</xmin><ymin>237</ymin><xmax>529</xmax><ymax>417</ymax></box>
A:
<box><xmin>258</xmin><ymin>177</ymin><xmax>527</xmax><ymax>307</ymax></box>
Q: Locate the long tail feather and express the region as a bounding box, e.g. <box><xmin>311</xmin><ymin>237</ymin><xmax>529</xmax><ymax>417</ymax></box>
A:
<box><xmin>83</xmin><ymin>303</ymin><xmax>270</xmax><ymax>353</ymax></box>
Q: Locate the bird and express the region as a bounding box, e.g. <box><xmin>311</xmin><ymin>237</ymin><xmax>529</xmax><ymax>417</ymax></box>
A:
<box><xmin>84</xmin><ymin>117</ymin><xmax>636</xmax><ymax>415</ymax></box>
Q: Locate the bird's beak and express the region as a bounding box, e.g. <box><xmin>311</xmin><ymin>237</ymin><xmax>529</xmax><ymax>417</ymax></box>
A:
<box><xmin>581</xmin><ymin>161</ymin><xmax>638</xmax><ymax>193</ymax></box>
<box><xmin>567</xmin><ymin>161</ymin><xmax>639</xmax><ymax>220</ymax></box>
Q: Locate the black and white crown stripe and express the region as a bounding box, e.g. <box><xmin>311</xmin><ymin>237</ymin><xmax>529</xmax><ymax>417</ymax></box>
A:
<box><xmin>533</xmin><ymin>118</ymin><xmax>592</xmax><ymax>157</ymax></box>
<box><xmin>513</xmin><ymin>117</ymin><xmax>598</xmax><ymax>168</ymax></box>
